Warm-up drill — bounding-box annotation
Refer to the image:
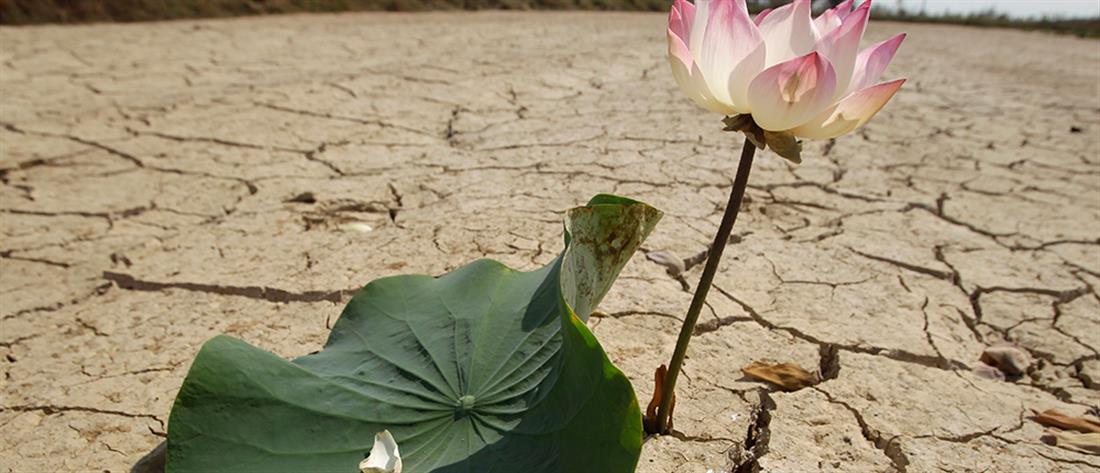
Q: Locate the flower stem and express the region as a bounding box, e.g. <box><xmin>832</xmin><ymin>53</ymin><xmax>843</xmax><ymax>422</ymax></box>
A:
<box><xmin>655</xmin><ymin>138</ymin><xmax>756</xmax><ymax>434</ymax></box>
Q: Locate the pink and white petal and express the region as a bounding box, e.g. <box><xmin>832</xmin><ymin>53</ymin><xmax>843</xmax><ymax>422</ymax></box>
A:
<box><xmin>832</xmin><ymin>0</ymin><xmax>856</xmax><ymax>22</ymax></box>
<box><xmin>815</xmin><ymin>0</ymin><xmax>869</xmax><ymax>97</ymax></box>
<box><xmin>693</xmin><ymin>61</ymin><xmax>738</xmax><ymax>114</ymax></box>
<box><xmin>747</xmin><ymin>51</ymin><xmax>837</xmax><ymax>131</ymax></box>
<box><xmin>668</xmin><ymin>26</ymin><xmax>695</xmax><ymax>70</ymax></box>
<box><xmin>848</xmin><ymin>33</ymin><xmax>906</xmax><ymax>94</ymax></box>
<box><xmin>756</xmin><ymin>0</ymin><xmax>818</xmax><ymax>67</ymax></box>
<box><xmin>790</xmin><ymin>79</ymin><xmax>905</xmax><ymax>139</ymax></box>
<box><xmin>669</xmin><ymin>31</ymin><xmax>733</xmax><ymax>114</ymax></box>
<box><xmin>812</xmin><ymin>9</ymin><xmax>840</xmax><ymax>38</ymax></box>
<box><xmin>688</xmin><ymin>0</ymin><xmax>711</xmax><ymax>62</ymax></box>
<box><xmin>668</xmin><ymin>4</ymin><xmax>684</xmax><ymax>41</ymax></box>
<box><xmin>727</xmin><ymin>44</ymin><xmax>767</xmax><ymax>113</ymax></box>
<box><xmin>813</xmin><ymin>0</ymin><xmax>855</xmax><ymax>38</ymax></box>
<box><xmin>753</xmin><ymin>7</ymin><xmax>773</xmax><ymax>26</ymax></box>
<box><xmin>668</xmin><ymin>32</ymin><xmax>706</xmax><ymax>106</ymax></box>
<box><xmin>698</xmin><ymin>0</ymin><xmax>765</xmax><ymax>110</ymax></box>
<box><xmin>669</xmin><ymin>0</ymin><xmax>695</xmax><ymax>45</ymax></box>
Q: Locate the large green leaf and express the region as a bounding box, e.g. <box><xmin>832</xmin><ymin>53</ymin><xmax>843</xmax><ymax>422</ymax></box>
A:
<box><xmin>167</xmin><ymin>194</ymin><xmax>661</xmax><ymax>473</ymax></box>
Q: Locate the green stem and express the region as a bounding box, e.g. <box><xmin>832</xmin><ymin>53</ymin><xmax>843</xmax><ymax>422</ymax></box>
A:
<box><xmin>655</xmin><ymin>138</ymin><xmax>756</xmax><ymax>434</ymax></box>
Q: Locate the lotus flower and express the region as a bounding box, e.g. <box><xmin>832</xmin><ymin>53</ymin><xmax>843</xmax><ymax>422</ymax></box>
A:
<box><xmin>667</xmin><ymin>0</ymin><xmax>905</xmax><ymax>160</ymax></box>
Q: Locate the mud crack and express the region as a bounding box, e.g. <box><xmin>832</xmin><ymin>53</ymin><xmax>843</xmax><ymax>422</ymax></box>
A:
<box><xmin>731</xmin><ymin>390</ymin><xmax>775</xmax><ymax>473</ymax></box>
<box><xmin>103</xmin><ymin>271</ymin><xmax>355</xmax><ymax>303</ymax></box>
<box><xmin>714</xmin><ymin>285</ymin><xmax>969</xmax><ymax>372</ymax></box>
<box><xmin>814</xmin><ymin>388</ymin><xmax>910</xmax><ymax>472</ymax></box>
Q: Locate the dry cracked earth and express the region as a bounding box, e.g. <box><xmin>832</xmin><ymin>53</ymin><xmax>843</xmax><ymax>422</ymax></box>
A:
<box><xmin>1</xmin><ymin>11</ymin><xmax>1099</xmax><ymax>473</ymax></box>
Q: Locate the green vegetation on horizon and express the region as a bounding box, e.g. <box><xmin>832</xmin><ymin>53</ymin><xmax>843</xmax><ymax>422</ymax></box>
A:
<box><xmin>0</xmin><ymin>0</ymin><xmax>662</xmax><ymax>24</ymax></box>
<box><xmin>872</xmin><ymin>6</ymin><xmax>1100</xmax><ymax>39</ymax></box>
<box><xmin>2</xmin><ymin>1</ymin><xmax>1095</xmax><ymax>38</ymax></box>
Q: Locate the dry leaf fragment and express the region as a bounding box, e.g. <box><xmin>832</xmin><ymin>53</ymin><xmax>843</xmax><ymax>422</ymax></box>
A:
<box><xmin>1031</xmin><ymin>409</ymin><xmax>1100</xmax><ymax>434</ymax></box>
<box><xmin>972</xmin><ymin>363</ymin><xmax>1007</xmax><ymax>382</ymax></box>
<box><xmin>971</xmin><ymin>364</ymin><xmax>1006</xmax><ymax>381</ymax></box>
<box><xmin>1041</xmin><ymin>429</ymin><xmax>1100</xmax><ymax>455</ymax></box>
<box><xmin>285</xmin><ymin>191</ymin><xmax>318</xmax><ymax>204</ymax></box>
<box><xmin>741</xmin><ymin>361</ymin><xmax>819</xmax><ymax>392</ymax></box>
<box><xmin>646</xmin><ymin>250</ymin><xmax>685</xmax><ymax>278</ymax></box>
<box><xmin>979</xmin><ymin>344</ymin><xmax>1031</xmax><ymax>377</ymax></box>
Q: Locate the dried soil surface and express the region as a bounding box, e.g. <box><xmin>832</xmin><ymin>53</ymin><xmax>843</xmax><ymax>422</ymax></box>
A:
<box><xmin>2</xmin><ymin>11</ymin><xmax>1099</xmax><ymax>473</ymax></box>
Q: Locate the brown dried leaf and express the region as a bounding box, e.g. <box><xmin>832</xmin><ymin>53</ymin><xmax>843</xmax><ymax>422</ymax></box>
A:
<box><xmin>980</xmin><ymin>344</ymin><xmax>1031</xmax><ymax>377</ymax></box>
<box><xmin>1041</xmin><ymin>430</ymin><xmax>1100</xmax><ymax>455</ymax></box>
<box><xmin>722</xmin><ymin>114</ymin><xmax>754</xmax><ymax>133</ymax></box>
<box><xmin>722</xmin><ymin>114</ymin><xmax>765</xmax><ymax>150</ymax></box>
<box><xmin>762</xmin><ymin>131</ymin><xmax>803</xmax><ymax>164</ymax></box>
<box><xmin>741</xmin><ymin>361</ymin><xmax>819</xmax><ymax>391</ymax></box>
<box><xmin>1031</xmin><ymin>409</ymin><xmax>1100</xmax><ymax>434</ymax></box>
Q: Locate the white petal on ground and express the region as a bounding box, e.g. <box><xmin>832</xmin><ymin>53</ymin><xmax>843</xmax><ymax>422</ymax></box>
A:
<box><xmin>359</xmin><ymin>430</ymin><xmax>403</xmax><ymax>473</ymax></box>
<box><xmin>340</xmin><ymin>222</ymin><xmax>374</xmax><ymax>233</ymax></box>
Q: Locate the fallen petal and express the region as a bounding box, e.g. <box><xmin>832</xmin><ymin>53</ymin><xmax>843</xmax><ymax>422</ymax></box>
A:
<box><xmin>360</xmin><ymin>430</ymin><xmax>402</xmax><ymax>473</ymax></box>
<box><xmin>979</xmin><ymin>343</ymin><xmax>1031</xmax><ymax>377</ymax></box>
<box><xmin>341</xmin><ymin>222</ymin><xmax>374</xmax><ymax>233</ymax></box>
<box><xmin>1041</xmin><ymin>430</ymin><xmax>1100</xmax><ymax>455</ymax></box>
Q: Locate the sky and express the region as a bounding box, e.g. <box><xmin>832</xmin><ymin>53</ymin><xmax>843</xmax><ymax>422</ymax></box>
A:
<box><xmin>864</xmin><ymin>0</ymin><xmax>1100</xmax><ymax>18</ymax></box>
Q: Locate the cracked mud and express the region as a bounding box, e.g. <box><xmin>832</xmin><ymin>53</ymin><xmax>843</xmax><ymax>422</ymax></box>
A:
<box><xmin>1</xmin><ymin>12</ymin><xmax>1099</xmax><ymax>473</ymax></box>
